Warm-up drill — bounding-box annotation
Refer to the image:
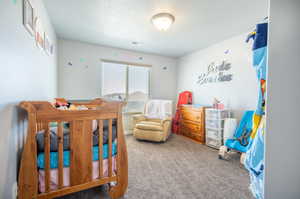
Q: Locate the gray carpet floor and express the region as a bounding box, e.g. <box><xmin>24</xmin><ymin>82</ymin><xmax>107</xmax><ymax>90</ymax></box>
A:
<box><xmin>58</xmin><ymin>134</ymin><xmax>253</xmax><ymax>199</ymax></box>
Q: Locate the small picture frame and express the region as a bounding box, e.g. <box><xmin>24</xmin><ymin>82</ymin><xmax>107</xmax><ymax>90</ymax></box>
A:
<box><xmin>50</xmin><ymin>44</ymin><xmax>54</xmax><ymax>55</ymax></box>
<box><xmin>34</xmin><ymin>17</ymin><xmax>44</xmax><ymax>50</ymax></box>
<box><xmin>23</xmin><ymin>0</ymin><xmax>34</xmax><ymax>36</ymax></box>
<box><xmin>44</xmin><ymin>33</ymin><xmax>51</xmax><ymax>55</ymax></box>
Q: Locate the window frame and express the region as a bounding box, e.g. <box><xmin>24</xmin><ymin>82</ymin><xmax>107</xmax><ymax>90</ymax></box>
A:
<box><xmin>101</xmin><ymin>59</ymin><xmax>151</xmax><ymax>102</ymax></box>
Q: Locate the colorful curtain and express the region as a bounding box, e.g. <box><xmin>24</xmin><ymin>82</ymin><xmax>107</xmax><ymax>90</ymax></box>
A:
<box><xmin>244</xmin><ymin>22</ymin><xmax>268</xmax><ymax>199</ymax></box>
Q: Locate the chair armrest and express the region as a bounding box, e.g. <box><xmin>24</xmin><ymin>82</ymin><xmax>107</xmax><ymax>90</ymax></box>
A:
<box><xmin>160</xmin><ymin>117</ymin><xmax>172</xmax><ymax>125</ymax></box>
<box><xmin>132</xmin><ymin>114</ymin><xmax>146</xmax><ymax>121</ymax></box>
<box><xmin>132</xmin><ymin>114</ymin><xmax>146</xmax><ymax>127</ymax></box>
<box><xmin>161</xmin><ymin>118</ymin><xmax>172</xmax><ymax>140</ymax></box>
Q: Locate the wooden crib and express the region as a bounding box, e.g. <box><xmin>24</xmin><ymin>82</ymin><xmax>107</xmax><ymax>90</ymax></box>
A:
<box><xmin>18</xmin><ymin>99</ymin><xmax>128</xmax><ymax>199</ymax></box>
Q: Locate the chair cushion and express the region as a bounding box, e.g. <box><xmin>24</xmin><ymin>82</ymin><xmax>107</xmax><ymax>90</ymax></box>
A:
<box><xmin>133</xmin><ymin>129</ymin><xmax>165</xmax><ymax>142</ymax></box>
<box><xmin>135</xmin><ymin>121</ymin><xmax>163</xmax><ymax>131</ymax></box>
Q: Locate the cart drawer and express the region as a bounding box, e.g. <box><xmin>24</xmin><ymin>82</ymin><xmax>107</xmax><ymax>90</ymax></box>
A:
<box><xmin>206</xmin><ymin>128</ymin><xmax>223</xmax><ymax>140</ymax></box>
<box><xmin>206</xmin><ymin>137</ymin><xmax>222</xmax><ymax>149</ymax></box>
<box><xmin>206</xmin><ymin>119</ymin><xmax>225</xmax><ymax>129</ymax></box>
<box><xmin>205</xmin><ymin>109</ymin><xmax>230</xmax><ymax>120</ymax></box>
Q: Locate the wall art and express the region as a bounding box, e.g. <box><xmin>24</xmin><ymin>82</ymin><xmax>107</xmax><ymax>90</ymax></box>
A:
<box><xmin>197</xmin><ymin>60</ymin><xmax>233</xmax><ymax>85</ymax></box>
<box><xmin>44</xmin><ymin>32</ymin><xmax>51</xmax><ymax>55</ymax></box>
<box><xmin>23</xmin><ymin>0</ymin><xmax>34</xmax><ymax>36</ymax></box>
<box><xmin>34</xmin><ymin>17</ymin><xmax>44</xmax><ymax>50</ymax></box>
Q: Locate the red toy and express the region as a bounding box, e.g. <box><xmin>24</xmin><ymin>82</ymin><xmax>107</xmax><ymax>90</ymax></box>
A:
<box><xmin>172</xmin><ymin>91</ymin><xmax>193</xmax><ymax>134</ymax></box>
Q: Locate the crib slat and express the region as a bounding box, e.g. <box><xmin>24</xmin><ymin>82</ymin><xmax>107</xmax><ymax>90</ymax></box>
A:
<box><xmin>117</xmin><ymin>111</ymin><xmax>122</xmax><ymax>176</ymax></box>
<box><xmin>70</xmin><ymin>120</ymin><xmax>93</xmax><ymax>185</ymax></box>
<box><xmin>37</xmin><ymin>122</ymin><xmax>41</xmax><ymax>131</ymax></box>
<box><xmin>108</xmin><ymin>119</ymin><xmax>113</xmax><ymax>177</ymax></box>
<box><xmin>58</xmin><ymin>122</ymin><xmax>64</xmax><ymax>189</ymax></box>
<box><xmin>98</xmin><ymin>120</ymin><xmax>103</xmax><ymax>178</ymax></box>
<box><xmin>44</xmin><ymin>123</ymin><xmax>51</xmax><ymax>193</ymax></box>
<box><xmin>38</xmin><ymin>122</ymin><xmax>44</xmax><ymax>131</ymax></box>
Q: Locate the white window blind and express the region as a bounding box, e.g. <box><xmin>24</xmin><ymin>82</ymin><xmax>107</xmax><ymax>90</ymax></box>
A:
<box><xmin>101</xmin><ymin>61</ymin><xmax>150</xmax><ymax>109</ymax></box>
<box><xmin>128</xmin><ymin>66</ymin><xmax>150</xmax><ymax>102</ymax></box>
<box><xmin>102</xmin><ymin>62</ymin><xmax>127</xmax><ymax>101</ymax></box>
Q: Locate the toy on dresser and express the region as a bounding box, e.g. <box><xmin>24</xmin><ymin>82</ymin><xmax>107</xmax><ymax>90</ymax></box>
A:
<box><xmin>212</xmin><ymin>98</ymin><xmax>225</xmax><ymax>110</ymax></box>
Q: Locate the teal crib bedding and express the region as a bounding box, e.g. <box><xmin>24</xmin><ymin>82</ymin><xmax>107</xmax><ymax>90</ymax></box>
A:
<box><xmin>37</xmin><ymin>142</ymin><xmax>117</xmax><ymax>169</ymax></box>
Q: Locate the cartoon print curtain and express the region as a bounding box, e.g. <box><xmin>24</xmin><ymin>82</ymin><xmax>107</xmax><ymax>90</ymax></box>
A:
<box><xmin>244</xmin><ymin>22</ymin><xmax>268</xmax><ymax>199</ymax></box>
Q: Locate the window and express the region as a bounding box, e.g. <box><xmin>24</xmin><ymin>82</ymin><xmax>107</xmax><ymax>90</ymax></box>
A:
<box><xmin>101</xmin><ymin>61</ymin><xmax>150</xmax><ymax>112</ymax></box>
<box><xmin>102</xmin><ymin>62</ymin><xmax>127</xmax><ymax>101</ymax></box>
<box><xmin>128</xmin><ymin>66</ymin><xmax>150</xmax><ymax>102</ymax></box>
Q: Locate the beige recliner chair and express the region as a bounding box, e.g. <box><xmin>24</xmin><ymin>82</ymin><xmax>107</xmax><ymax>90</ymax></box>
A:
<box><xmin>133</xmin><ymin>100</ymin><xmax>172</xmax><ymax>142</ymax></box>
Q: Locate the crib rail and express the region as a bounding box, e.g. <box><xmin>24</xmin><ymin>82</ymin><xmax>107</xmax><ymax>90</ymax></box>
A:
<box><xmin>18</xmin><ymin>99</ymin><xmax>128</xmax><ymax>199</ymax></box>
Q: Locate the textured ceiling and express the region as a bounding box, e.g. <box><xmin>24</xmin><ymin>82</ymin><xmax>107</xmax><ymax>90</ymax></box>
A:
<box><xmin>44</xmin><ymin>0</ymin><xmax>268</xmax><ymax>58</ymax></box>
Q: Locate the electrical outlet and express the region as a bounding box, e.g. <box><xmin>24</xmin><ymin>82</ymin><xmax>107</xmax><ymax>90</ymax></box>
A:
<box><xmin>12</xmin><ymin>182</ymin><xmax>17</xmax><ymax>199</ymax></box>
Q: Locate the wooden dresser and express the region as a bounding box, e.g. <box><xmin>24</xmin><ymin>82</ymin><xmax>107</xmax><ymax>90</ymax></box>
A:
<box><xmin>178</xmin><ymin>105</ymin><xmax>206</xmax><ymax>144</ymax></box>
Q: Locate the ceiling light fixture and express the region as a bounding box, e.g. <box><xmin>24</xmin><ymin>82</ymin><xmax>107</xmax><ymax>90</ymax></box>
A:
<box><xmin>151</xmin><ymin>13</ymin><xmax>175</xmax><ymax>31</ymax></box>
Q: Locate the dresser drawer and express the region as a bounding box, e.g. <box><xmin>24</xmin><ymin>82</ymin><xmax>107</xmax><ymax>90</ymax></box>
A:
<box><xmin>181</xmin><ymin>121</ymin><xmax>202</xmax><ymax>133</ymax></box>
<box><xmin>180</xmin><ymin>127</ymin><xmax>190</xmax><ymax>136</ymax></box>
<box><xmin>181</xmin><ymin>110</ymin><xmax>202</xmax><ymax>123</ymax></box>
<box><xmin>180</xmin><ymin>125</ymin><xmax>204</xmax><ymax>143</ymax></box>
<box><xmin>178</xmin><ymin>105</ymin><xmax>207</xmax><ymax>144</ymax></box>
<box><xmin>189</xmin><ymin>132</ymin><xmax>203</xmax><ymax>142</ymax></box>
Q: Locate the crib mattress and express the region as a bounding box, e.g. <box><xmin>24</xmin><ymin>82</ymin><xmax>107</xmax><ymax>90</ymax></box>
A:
<box><xmin>38</xmin><ymin>157</ymin><xmax>116</xmax><ymax>193</ymax></box>
<box><xmin>37</xmin><ymin>142</ymin><xmax>117</xmax><ymax>169</ymax></box>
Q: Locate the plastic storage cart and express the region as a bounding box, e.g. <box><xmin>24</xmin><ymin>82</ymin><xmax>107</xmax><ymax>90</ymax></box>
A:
<box><xmin>205</xmin><ymin>109</ymin><xmax>231</xmax><ymax>149</ymax></box>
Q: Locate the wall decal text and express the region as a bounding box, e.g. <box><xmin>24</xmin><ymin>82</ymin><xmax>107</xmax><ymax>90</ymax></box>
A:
<box><xmin>197</xmin><ymin>60</ymin><xmax>233</xmax><ymax>85</ymax></box>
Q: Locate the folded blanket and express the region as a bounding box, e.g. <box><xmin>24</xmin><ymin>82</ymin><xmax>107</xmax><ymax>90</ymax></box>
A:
<box><xmin>36</xmin><ymin>120</ymin><xmax>117</xmax><ymax>152</ymax></box>
<box><xmin>37</xmin><ymin>142</ymin><xmax>117</xmax><ymax>169</ymax></box>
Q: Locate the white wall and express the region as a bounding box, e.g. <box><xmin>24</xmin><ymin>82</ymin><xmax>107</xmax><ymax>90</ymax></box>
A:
<box><xmin>177</xmin><ymin>33</ymin><xmax>258</xmax><ymax>119</ymax></box>
<box><xmin>58</xmin><ymin>39</ymin><xmax>178</xmax><ymax>102</ymax></box>
<box><xmin>265</xmin><ymin>0</ymin><xmax>300</xmax><ymax>198</ymax></box>
<box><xmin>0</xmin><ymin>0</ymin><xmax>57</xmax><ymax>198</ymax></box>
